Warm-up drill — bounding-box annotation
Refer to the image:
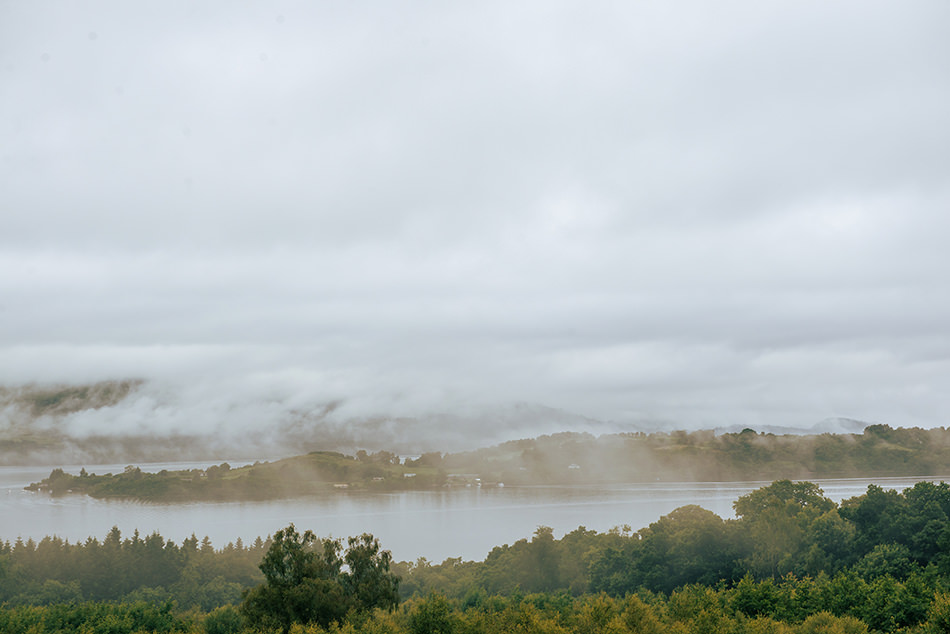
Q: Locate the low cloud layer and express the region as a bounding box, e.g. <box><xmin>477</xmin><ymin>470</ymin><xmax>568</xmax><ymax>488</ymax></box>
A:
<box><xmin>2</xmin><ymin>1</ymin><xmax>949</xmax><ymax>444</ymax></box>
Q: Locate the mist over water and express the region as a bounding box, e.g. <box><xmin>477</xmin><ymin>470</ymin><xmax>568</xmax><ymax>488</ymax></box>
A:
<box><xmin>4</xmin><ymin>463</ymin><xmax>945</xmax><ymax>562</ymax></box>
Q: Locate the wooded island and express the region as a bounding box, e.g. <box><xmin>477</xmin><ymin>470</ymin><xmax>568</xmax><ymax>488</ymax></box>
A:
<box><xmin>25</xmin><ymin>424</ymin><xmax>950</xmax><ymax>502</ymax></box>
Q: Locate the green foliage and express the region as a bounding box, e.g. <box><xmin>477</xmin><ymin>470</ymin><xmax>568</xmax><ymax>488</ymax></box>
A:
<box><xmin>797</xmin><ymin>611</ymin><xmax>868</xmax><ymax>634</ymax></box>
<box><xmin>240</xmin><ymin>524</ymin><xmax>347</xmax><ymax>632</ymax></box>
<box><xmin>734</xmin><ymin>481</ymin><xmax>835</xmax><ymax>519</ymax></box>
<box><xmin>0</xmin><ymin>526</ymin><xmax>265</xmax><ymax>609</ymax></box>
<box><xmin>852</xmin><ymin>543</ymin><xmax>915</xmax><ymax>581</ymax></box>
<box><xmin>240</xmin><ymin>524</ymin><xmax>399</xmax><ymax>633</ymax></box>
<box><xmin>26</xmin><ymin>426</ymin><xmax>950</xmax><ymax>503</ymax></box>
<box><xmin>3</xmin><ymin>577</ymin><xmax>950</xmax><ymax>633</ymax></box>
<box><xmin>203</xmin><ymin>605</ymin><xmax>243</xmax><ymax>634</ymax></box>
<box><xmin>407</xmin><ymin>593</ymin><xmax>455</xmax><ymax>634</ymax></box>
<box><xmin>734</xmin><ymin>481</ymin><xmax>836</xmax><ymax>579</ymax></box>
<box><xmin>926</xmin><ymin>592</ymin><xmax>950</xmax><ymax>634</ymax></box>
<box><xmin>0</xmin><ymin>601</ymin><xmax>187</xmax><ymax>634</ymax></box>
<box><xmin>344</xmin><ymin>533</ymin><xmax>400</xmax><ymax>612</ymax></box>
<box><xmin>587</xmin><ymin>506</ymin><xmax>743</xmax><ymax>595</ymax></box>
<box><xmin>14</xmin><ymin>477</ymin><xmax>950</xmax><ymax>633</ymax></box>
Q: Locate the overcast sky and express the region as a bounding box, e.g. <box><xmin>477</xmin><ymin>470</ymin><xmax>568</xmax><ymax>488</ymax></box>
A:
<box><xmin>2</xmin><ymin>1</ymin><xmax>949</xmax><ymax>438</ymax></box>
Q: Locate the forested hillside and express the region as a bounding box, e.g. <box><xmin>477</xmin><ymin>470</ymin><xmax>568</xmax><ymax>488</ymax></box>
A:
<box><xmin>0</xmin><ymin>382</ymin><xmax>610</xmax><ymax>465</ymax></box>
<box><xmin>26</xmin><ymin>425</ymin><xmax>950</xmax><ymax>502</ymax></box>
<box><xmin>444</xmin><ymin>425</ymin><xmax>950</xmax><ymax>483</ymax></box>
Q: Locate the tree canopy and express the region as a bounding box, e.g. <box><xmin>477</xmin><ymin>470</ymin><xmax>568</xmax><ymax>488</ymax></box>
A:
<box><xmin>239</xmin><ymin>524</ymin><xmax>398</xmax><ymax>633</ymax></box>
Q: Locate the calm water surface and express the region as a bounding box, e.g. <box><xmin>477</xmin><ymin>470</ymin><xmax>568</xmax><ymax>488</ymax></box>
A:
<box><xmin>2</xmin><ymin>462</ymin><xmax>947</xmax><ymax>562</ymax></box>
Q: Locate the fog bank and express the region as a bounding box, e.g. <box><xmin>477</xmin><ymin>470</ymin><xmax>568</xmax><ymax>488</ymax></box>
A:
<box><xmin>3</xmin><ymin>1</ymin><xmax>949</xmax><ymax>442</ymax></box>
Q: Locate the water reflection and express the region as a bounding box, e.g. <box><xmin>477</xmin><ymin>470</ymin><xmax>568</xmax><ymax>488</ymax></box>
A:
<box><xmin>2</xmin><ymin>463</ymin><xmax>948</xmax><ymax>563</ymax></box>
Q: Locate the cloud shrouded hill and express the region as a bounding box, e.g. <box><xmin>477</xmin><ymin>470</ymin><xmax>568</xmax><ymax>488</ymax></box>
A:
<box><xmin>1</xmin><ymin>1</ymin><xmax>949</xmax><ymax>439</ymax></box>
<box><xmin>0</xmin><ymin>379</ymin><xmax>645</xmax><ymax>464</ymax></box>
<box><xmin>1</xmin><ymin>379</ymin><xmax>888</xmax><ymax>466</ymax></box>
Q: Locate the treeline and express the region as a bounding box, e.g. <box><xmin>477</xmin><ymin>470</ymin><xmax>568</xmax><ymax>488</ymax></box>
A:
<box><xmin>0</xmin><ymin>528</ymin><xmax>265</xmax><ymax>609</ymax></box>
<box><xmin>398</xmin><ymin>480</ymin><xmax>950</xmax><ymax>599</ymax></box>
<box><xmin>392</xmin><ymin>480</ymin><xmax>950</xmax><ymax>632</ymax></box>
<box><xmin>5</xmin><ymin>585</ymin><xmax>950</xmax><ymax>633</ymax></box>
<box><xmin>28</xmin><ymin>425</ymin><xmax>950</xmax><ymax>503</ymax></box>
<box><xmin>7</xmin><ymin>480</ymin><xmax>950</xmax><ymax>607</ymax></box>
<box><xmin>8</xmin><ymin>480</ymin><xmax>950</xmax><ymax>631</ymax></box>
<box><xmin>440</xmin><ymin>425</ymin><xmax>950</xmax><ymax>484</ymax></box>
<box><xmin>26</xmin><ymin>451</ymin><xmax>447</xmax><ymax>502</ymax></box>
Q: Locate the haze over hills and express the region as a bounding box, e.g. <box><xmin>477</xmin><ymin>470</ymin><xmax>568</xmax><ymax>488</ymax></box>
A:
<box><xmin>0</xmin><ymin>380</ymin><xmax>636</xmax><ymax>464</ymax></box>
<box><xmin>712</xmin><ymin>417</ymin><xmax>872</xmax><ymax>437</ymax></box>
<box><xmin>0</xmin><ymin>379</ymin><xmax>885</xmax><ymax>466</ymax></box>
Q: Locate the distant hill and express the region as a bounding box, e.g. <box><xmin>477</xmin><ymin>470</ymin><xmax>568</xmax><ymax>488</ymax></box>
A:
<box><xmin>0</xmin><ymin>379</ymin><xmax>918</xmax><ymax>469</ymax></box>
<box><xmin>25</xmin><ymin>424</ymin><xmax>950</xmax><ymax>503</ymax></box>
<box><xmin>0</xmin><ymin>381</ymin><xmax>151</xmax><ymax>463</ymax></box>
<box><xmin>0</xmin><ymin>380</ymin><xmax>641</xmax><ymax>464</ymax></box>
<box><xmin>712</xmin><ymin>416</ymin><xmax>872</xmax><ymax>437</ymax></box>
<box><xmin>0</xmin><ymin>380</ymin><xmax>141</xmax><ymax>418</ymax></box>
<box><xmin>810</xmin><ymin>416</ymin><xmax>875</xmax><ymax>434</ymax></box>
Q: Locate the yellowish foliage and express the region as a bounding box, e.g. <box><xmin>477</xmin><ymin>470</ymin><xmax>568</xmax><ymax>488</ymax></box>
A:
<box><xmin>796</xmin><ymin>611</ymin><xmax>868</xmax><ymax>634</ymax></box>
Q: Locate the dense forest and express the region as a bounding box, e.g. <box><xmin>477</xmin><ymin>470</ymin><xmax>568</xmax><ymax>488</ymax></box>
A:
<box><xmin>24</xmin><ymin>425</ymin><xmax>950</xmax><ymax>502</ymax></box>
<box><xmin>7</xmin><ymin>479</ymin><xmax>950</xmax><ymax>632</ymax></box>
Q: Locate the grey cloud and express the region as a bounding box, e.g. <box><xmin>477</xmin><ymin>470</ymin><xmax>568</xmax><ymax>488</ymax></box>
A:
<box><xmin>1</xmin><ymin>1</ymin><xmax>949</xmax><ymax>445</ymax></box>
